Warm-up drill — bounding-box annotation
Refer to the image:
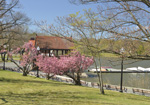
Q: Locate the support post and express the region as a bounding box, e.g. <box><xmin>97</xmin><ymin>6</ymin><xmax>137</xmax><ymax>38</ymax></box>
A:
<box><xmin>56</xmin><ymin>50</ymin><xmax>58</xmax><ymax>56</ymax></box>
<box><xmin>49</xmin><ymin>50</ymin><xmax>50</xmax><ymax>57</ymax></box>
<box><xmin>65</xmin><ymin>50</ymin><xmax>68</xmax><ymax>54</ymax></box>
<box><xmin>62</xmin><ymin>50</ymin><xmax>64</xmax><ymax>55</ymax></box>
<box><xmin>45</xmin><ymin>50</ymin><xmax>46</xmax><ymax>56</ymax></box>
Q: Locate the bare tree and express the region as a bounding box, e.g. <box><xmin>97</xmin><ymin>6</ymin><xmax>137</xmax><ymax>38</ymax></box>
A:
<box><xmin>0</xmin><ymin>12</ymin><xmax>30</xmax><ymax>38</ymax></box>
<box><xmin>70</xmin><ymin>0</ymin><xmax>150</xmax><ymax>60</ymax></box>
<box><xmin>94</xmin><ymin>1</ymin><xmax>150</xmax><ymax>60</ymax></box>
<box><xmin>0</xmin><ymin>0</ymin><xmax>30</xmax><ymax>64</ymax></box>
<box><xmin>0</xmin><ymin>0</ymin><xmax>19</xmax><ymax>33</ymax></box>
<box><xmin>0</xmin><ymin>0</ymin><xmax>30</xmax><ymax>43</ymax></box>
<box><xmin>0</xmin><ymin>0</ymin><xmax>30</xmax><ymax>51</ymax></box>
<box><xmin>70</xmin><ymin>0</ymin><xmax>150</xmax><ymax>7</ymax></box>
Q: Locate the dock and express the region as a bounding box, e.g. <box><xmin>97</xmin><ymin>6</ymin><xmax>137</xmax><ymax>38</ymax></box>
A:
<box><xmin>88</xmin><ymin>67</ymin><xmax>150</xmax><ymax>73</ymax></box>
<box><xmin>88</xmin><ymin>70</ymin><xmax>150</xmax><ymax>73</ymax></box>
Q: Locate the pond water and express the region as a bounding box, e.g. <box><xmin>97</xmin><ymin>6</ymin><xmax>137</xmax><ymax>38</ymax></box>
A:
<box><xmin>81</xmin><ymin>57</ymin><xmax>150</xmax><ymax>89</ymax></box>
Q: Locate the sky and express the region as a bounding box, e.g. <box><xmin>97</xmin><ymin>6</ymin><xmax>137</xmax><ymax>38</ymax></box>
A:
<box><xmin>18</xmin><ymin>0</ymin><xmax>99</xmax><ymax>32</ymax></box>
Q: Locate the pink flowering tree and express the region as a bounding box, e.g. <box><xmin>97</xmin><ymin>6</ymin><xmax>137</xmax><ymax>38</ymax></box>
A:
<box><xmin>36</xmin><ymin>55</ymin><xmax>60</xmax><ymax>79</ymax></box>
<box><xmin>59</xmin><ymin>51</ymin><xmax>94</xmax><ymax>85</ymax></box>
<box><xmin>36</xmin><ymin>51</ymin><xmax>94</xmax><ymax>85</ymax></box>
<box><xmin>9</xmin><ymin>42</ymin><xmax>37</xmax><ymax>76</ymax></box>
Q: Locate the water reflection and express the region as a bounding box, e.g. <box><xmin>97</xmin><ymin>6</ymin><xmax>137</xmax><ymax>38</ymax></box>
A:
<box><xmin>82</xmin><ymin>73</ymin><xmax>150</xmax><ymax>89</ymax></box>
<box><xmin>82</xmin><ymin>57</ymin><xmax>150</xmax><ymax>89</ymax></box>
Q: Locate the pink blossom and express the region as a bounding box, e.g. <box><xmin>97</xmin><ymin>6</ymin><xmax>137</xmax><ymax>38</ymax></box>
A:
<box><xmin>0</xmin><ymin>50</ymin><xmax>7</xmax><ymax>53</ymax></box>
<box><xmin>36</xmin><ymin>51</ymin><xmax>94</xmax><ymax>79</ymax></box>
<box><xmin>36</xmin><ymin>55</ymin><xmax>60</xmax><ymax>75</ymax></box>
<box><xmin>11</xmin><ymin>42</ymin><xmax>38</xmax><ymax>76</ymax></box>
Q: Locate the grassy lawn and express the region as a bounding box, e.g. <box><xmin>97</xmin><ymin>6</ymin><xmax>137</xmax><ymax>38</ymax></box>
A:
<box><xmin>0</xmin><ymin>70</ymin><xmax>150</xmax><ymax>105</ymax></box>
<box><xmin>100</xmin><ymin>53</ymin><xmax>119</xmax><ymax>57</ymax></box>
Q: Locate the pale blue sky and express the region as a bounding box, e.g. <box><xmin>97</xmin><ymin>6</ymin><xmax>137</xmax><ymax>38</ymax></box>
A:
<box><xmin>19</xmin><ymin>0</ymin><xmax>99</xmax><ymax>31</ymax></box>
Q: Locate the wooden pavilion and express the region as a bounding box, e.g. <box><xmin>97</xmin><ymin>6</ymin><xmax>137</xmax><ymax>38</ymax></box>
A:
<box><xmin>29</xmin><ymin>36</ymin><xmax>74</xmax><ymax>57</ymax></box>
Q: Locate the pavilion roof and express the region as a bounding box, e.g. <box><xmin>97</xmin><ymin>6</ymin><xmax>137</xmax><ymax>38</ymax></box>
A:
<box><xmin>35</xmin><ymin>36</ymin><xmax>74</xmax><ymax>50</ymax></box>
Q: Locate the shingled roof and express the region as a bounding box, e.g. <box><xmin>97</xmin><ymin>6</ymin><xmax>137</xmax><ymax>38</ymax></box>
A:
<box><xmin>35</xmin><ymin>36</ymin><xmax>74</xmax><ymax>50</ymax></box>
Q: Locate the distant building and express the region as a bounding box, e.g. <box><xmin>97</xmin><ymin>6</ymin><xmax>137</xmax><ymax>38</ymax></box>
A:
<box><xmin>29</xmin><ymin>35</ymin><xmax>74</xmax><ymax>56</ymax></box>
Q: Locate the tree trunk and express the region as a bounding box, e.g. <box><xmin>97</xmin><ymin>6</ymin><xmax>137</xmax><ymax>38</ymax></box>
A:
<box><xmin>75</xmin><ymin>72</ymin><xmax>81</xmax><ymax>85</ymax></box>
<box><xmin>98</xmin><ymin>55</ymin><xmax>105</xmax><ymax>95</ymax></box>
<box><xmin>91</xmin><ymin>55</ymin><xmax>105</xmax><ymax>95</ymax></box>
<box><xmin>46</xmin><ymin>75</ymin><xmax>50</xmax><ymax>80</ymax></box>
<box><xmin>66</xmin><ymin>73</ymin><xmax>81</xmax><ymax>85</ymax></box>
<box><xmin>23</xmin><ymin>71</ymin><xmax>28</xmax><ymax>76</ymax></box>
<box><xmin>46</xmin><ymin>74</ymin><xmax>55</xmax><ymax>80</ymax></box>
<box><xmin>75</xmin><ymin>80</ymin><xmax>81</xmax><ymax>85</ymax></box>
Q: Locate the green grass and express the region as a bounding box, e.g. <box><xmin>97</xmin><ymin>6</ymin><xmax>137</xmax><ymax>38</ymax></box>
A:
<box><xmin>0</xmin><ymin>70</ymin><xmax>150</xmax><ymax>105</ymax></box>
<box><xmin>11</xmin><ymin>54</ymin><xmax>21</xmax><ymax>60</ymax></box>
<box><xmin>100</xmin><ymin>53</ymin><xmax>119</xmax><ymax>57</ymax></box>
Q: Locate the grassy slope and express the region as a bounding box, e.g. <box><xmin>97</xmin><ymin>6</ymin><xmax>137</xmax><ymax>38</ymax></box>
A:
<box><xmin>0</xmin><ymin>70</ymin><xmax>150</xmax><ymax>105</ymax></box>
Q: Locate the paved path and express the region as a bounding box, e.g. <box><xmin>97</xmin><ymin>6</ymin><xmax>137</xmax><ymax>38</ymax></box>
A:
<box><xmin>0</xmin><ymin>61</ymin><xmax>19</xmax><ymax>68</ymax></box>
